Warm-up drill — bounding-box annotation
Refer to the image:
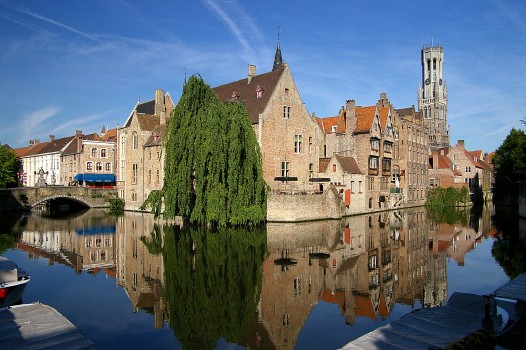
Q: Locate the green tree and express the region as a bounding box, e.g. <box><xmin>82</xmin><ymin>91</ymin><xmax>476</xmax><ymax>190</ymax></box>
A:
<box><xmin>492</xmin><ymin>128</ymin><xmax>526</xmax><ymax>202</ymax></box>
<box><xmin>0</xmin><ymin>145</ymin><xmax>20</xmax><ymax>188</ymax></box>
<box><xmin>145</xmin><ymin>75</ymin><xmax>267</xmax><ymax>227</ymax></box>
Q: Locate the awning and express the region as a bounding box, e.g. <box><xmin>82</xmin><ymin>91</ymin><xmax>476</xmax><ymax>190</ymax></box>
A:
<box><xmin>309</xmin><ymin>177</ymin><xmax>331</xmax><ymax>182</ymax></box>
<box><xmin>274</xmin><ymin>176</ymin><xmax>298</xmax><ymax>182</ymax></box>
<box><xmin>74</xmin><ymin>173</ymin><xmax>116</xmax><ymax>183</ymax></box>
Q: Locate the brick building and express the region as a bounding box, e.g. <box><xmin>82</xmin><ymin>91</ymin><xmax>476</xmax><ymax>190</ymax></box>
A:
<box><xmin>213</xmin><ymin>41</ymin><xmax>324</xmax><ymax>192</ymax></box>
<box><xmin>117</xmin><ymin>89</ymin><xmax>174</xmax><ymax>210</ymax></box>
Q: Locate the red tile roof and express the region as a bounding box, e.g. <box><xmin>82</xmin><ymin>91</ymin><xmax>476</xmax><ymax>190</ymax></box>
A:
<box><xmin>354</xmin><ymin>106</ymin><xmax>377</xmax><ymax>133</ymax></box>
<box><xmin>378</xmin><ymin>107</ymin><xmax>389</xmax><ymax>129</ymax></box>
<box><xmin>316</xmin><ymin>115</ymin><xmax>345</xmax><ymax>134</ymax></box>
<box><xmin>101</xmin><ymin>128</ymin><xmax>117</xmax><ymax>141</ymax></box>
<box><xmin>355</xmin><ymin>294</ymin><xmax>376</xmax><ymax>320</ymax></box>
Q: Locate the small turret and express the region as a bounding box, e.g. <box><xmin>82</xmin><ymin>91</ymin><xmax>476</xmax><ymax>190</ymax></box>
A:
<box><xmin>272</xmin><ymin>27</ymin><xmax>283</xmax><ymax>71</ymax></box>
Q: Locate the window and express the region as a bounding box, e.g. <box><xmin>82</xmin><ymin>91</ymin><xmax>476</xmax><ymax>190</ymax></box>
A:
<box><xmin>133</xmin><ymin>132</ymin><xmax>138</xmax><ymax>150</ymax></box>
<box><xmin>281</xmin><ymin>161</ymin><xmax>289</xmax><ymax>177</ymax></box>
<box><xmin>359</xmin><ymin>181</ymin><xmax>363</xmax><ymax>193</ymax></box>
<box><xmin>332</xmin><ymin>164</ymin><xmax>337</xmax><ymax>172</ymax></box>
<box><xmin>86</xmin><ymin>162</ymin><xmax>93</xmax><ymax>171</ymax></box>
<box><xmin>284</xmin><ymin>88</ymin><xmax>289</xmax><ymax>97</ymax></box>
<box><xmin>294</xmin><ymin>135</ymin><xmax>302</xmax><ymax>153</ymax></box>
<box><xmin>382</xmin><ymin>158</ymin><xmax>391</xmax><ymax>171</ymax></box>
<box><xmin>131</xmin><ymin>192</ymin><xmax>137</xmax><ymax>201</ymax></box>
<box><xmin>283</xmin><ymin>106</ymin><xmax>290</xmax><ymax>119</ymax></box>
<box><xmin>332</xmin><ymin>125</ymin><xmax>337</xmax><ymax>133</ymax></box>
<box><xmin>309</xmin><ymin>163</ymin><xmax>313</xmax><ymax>178</ymax></box>
<box><xmin>91</xmin><ymin>148</ymin><xmax>97</xmax><ymax>157</ymax></box>
<box><xmin>369</xmin><ymin>156</ymin><xmax>378</xmax><ymax>170</ymax></box>
<box><xmin>156</xmin><ymin>169</ymin><xmax>160</xmax><ymax>183</ymax></box>
<box><xmin>368</xmin><ymin>176</ymin><xmax>375</xmax><ymax>191</ymax></box>
<box><xmin>256</xmin><ymin>85</ymin><xmax>262</xmax><ymax>98</ymax></box>
<box><xmin>101</xmin><ymin>149</ymin><xmax>107</xmax><ymax>158</ymax></box>
<box><xmin>384</xmin><ymin>142</ymin><xmax>392</xmax><ymax>153</ymax></box>
<box><xmin>148</xmin><ymin>170</ymin><xmax>151</xmax><ymax>184</ymax></box>
<box><xmin>132</xmin><ymin>163</ymin><xmax>138</xmax><ymax>184</ymax></box>
<box><xmin>308</xmin><ymin>137</ymin><xmax>312</xmax><ymax>154</ymax></box>
<box><xmin>371</xmin><ymin>139</ymin><xmax>380</xmax><ymax>151</ymax></box>
<box><xmin>351</xmin><ymin>181</ymin><xmax>355</xmax><ymax>193</ymax></box>
<box><xmin>105</xmin><ymin>162</ymin><xmax>112</xmax><ymax>171</ymax></box>
<box><xmin>96</xmin><ymin>162</ymin><xmax>102</xmax><ymax>171</ymax></box>
<box><xmin>466</xmin><ymin>166</ymin><xmax>471</xmax><ymax>172</ymax></box>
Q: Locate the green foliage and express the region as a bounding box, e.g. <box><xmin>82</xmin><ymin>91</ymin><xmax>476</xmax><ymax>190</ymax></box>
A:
<box><xmin>492</xmin><ymin>128</ymin><xmax>526</xmax><ymax>200</ymax></box>
<box><xmin>162</xmin><ymin>224</ymin><xmax>266</xmax><ymax>349</ymax></box>
<box><xmin>0</xmin><ymin>145</ymin><xmax>20</xmax><ymax>188</ymax></box>
<box><xmin>0</xmin><ymin>234</ymin><xmax>15</xmax><ymax>254</ymax></box>
<box><xmin>140</xmin><ymin>190</ymin><xmax>163</xmax><ymax>217</ymax></box>
<box><xmin>491</xmin><ymin>206</ymin><xmax>526</xmax><ymax>278</ymax></box>
<box><xmin>426</xmin><ymin>186</ymin><xmax>470</xmax><ymax>208</ymax></box>
<box><xmin>162</xmin><ymin>75</ymin><xmax>267</xmax><ymax>227</ymax></box>
<box><xmin>109</xmin><ymin>198</ymin><xmax>125</xmax><ymax>215</ymax></box>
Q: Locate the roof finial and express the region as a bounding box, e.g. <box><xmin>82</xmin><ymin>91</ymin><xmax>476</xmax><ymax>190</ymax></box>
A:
<box><xmin>272</xmin><ymin>24</ymin><xmax>283</xmax><ymax>71</ymax></box>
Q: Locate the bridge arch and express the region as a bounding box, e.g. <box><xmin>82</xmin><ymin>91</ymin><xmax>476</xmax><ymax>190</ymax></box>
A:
<box><xmin>31</xmin><ymin>195</ymin><xmax>92</xmax><ymax>209</ymax></box>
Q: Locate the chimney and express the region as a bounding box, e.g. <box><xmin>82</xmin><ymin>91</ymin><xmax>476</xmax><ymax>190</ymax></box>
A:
<box><xmin>458</xmin><ymin>140</ymin><xmax>465</xmax><ymax>148</ymax></box>
<box><xmin>29</xmin><ymin>140</ymin><xmax>34</xmax><ymax>146</ymax></box>
<box><xmin>49</xmin><ymin>135</ymin><xmax>55</xmax><ymax>141</ymax></box>
<box><xmin>378</xmin><ymin>93</ymin><xmax>388</xmax><ymax>107</ymax></box>
<box><xmin>76</xmin><ymin>130</ymin><xmax>83</xmax><ymax>137</ymax></box>
<box><xmin>248</xmin><ymin>64</ymin><xmax>256</xmax><ymax>84</ymax></box>
<box><xmin>346</xmin><ymin>99</ymin><xmax>357</xmax><ymax>133</ymax></box>
<box><xmin>155</xmin><ymin>89</ymin><xmax>167</xmax><ymax>124</ymax></box>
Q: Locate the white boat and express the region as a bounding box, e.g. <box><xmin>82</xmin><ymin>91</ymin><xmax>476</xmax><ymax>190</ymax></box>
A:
<box><xmin>0</xmin><ymin>256</ymin><xmax>30</xmax><ymax>307</ymax></box>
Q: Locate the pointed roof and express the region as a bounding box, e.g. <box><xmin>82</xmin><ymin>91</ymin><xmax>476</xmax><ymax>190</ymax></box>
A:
<box><xmin>378</xmin><ymin>107</ymin><xmax>390</xmax><ymax>129</ymax></box>
<box><xmin>21</xmin><ymin>141</ymin><xmax>48</xmax><ymax>157</ymax></box>
<box><xmin>101</xmin><ymin>128</ymin><xmax>117</xmax><ymax>142</ymax></box>
<box><xmin>213</xmin><ymin>67</ymin><xmax>286</xmax><ymax>124</ymax></box>
<box><xmin>272</xmin><ymin>28</ymin><xmax>283</xmax><ymax>71</ymax></box>
<box><xmin>354</xmin><ymin>106</ymin><xmax>377</xmax><ymax>134</ymax></box>
<box><xmin>318</xmin><ymin>155</ymin><xmax>363</xmax><ymax>174</ymax></box>
<box><xmin>14</xmin><ymin>145</ymin><xmax>33</xmax><ymax>157</ymax></box>
<box><xmin>316</xmin><ymin>115</ymin><xmax>345</xmax><ymax>134</ymax></box>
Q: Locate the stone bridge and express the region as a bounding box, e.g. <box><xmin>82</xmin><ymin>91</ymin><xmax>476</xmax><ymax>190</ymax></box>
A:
<box><xmin>0</xmin><ymin>186</ymin><xmax>119</xmax><ymax>212</ymax></box>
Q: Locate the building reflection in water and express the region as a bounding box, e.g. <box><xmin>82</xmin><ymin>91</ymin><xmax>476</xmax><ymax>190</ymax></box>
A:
<box><xmin>13</xmin><ymin>205</ymin><xmax>495</xmax><ymax>349</ymax></box>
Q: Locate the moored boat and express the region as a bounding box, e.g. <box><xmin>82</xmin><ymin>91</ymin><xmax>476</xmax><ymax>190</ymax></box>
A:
<box><xmin>0</xmin><ymin>256</ymin><xmax>30</xmax><ymax>307</ymax></box>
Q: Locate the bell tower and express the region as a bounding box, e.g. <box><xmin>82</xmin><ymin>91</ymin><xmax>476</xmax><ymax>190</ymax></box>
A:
<box><xmin>418</xmin><ymin>43</ymin><xmax>449</xmax><ymax>150</ymax></box>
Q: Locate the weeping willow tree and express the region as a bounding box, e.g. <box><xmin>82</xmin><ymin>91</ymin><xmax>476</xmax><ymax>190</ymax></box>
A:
<box><xmin>162</xmin><ymin>225</ymin><xmax>266</xmax><ymax>349</ymax></box>
<box><xmin>143</xmin><ymin>75</ymin><xmax>266</xmax><ymax>227</ymax></box>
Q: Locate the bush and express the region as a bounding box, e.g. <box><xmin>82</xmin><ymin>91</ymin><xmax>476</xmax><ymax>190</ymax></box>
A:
<box><xmin>109</xmin><ymin>198</ymin><xmax>125</xmax><ymax>215</ymax></box>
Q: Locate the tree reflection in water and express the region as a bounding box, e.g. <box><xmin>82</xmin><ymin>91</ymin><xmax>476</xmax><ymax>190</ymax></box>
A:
<box><xmin>152</xmin><ymin>224</ymin><xmax>266</xmax><ymax>350</ymax></box>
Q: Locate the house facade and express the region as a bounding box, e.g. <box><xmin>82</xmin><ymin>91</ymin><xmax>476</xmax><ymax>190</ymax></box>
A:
<box><xmin>117</xmin><ymin>89</ymin><xmax>174</xmax><ymax>210</ymax></box>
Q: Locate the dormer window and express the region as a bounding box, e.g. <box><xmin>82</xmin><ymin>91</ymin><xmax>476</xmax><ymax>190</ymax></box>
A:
<box><xmin>332</xmin><ymin>125</ymin><xmax>337</xmax><ymax>133</ymax></box>
<box><xmin>256</xmin><ymin>85</ymin><xmax>262</xmax><ymax>98</ymax></box>
<box><xmin>231</xmin><ymin>91</ymin><xmax>240</xmax><ymax>100</ymax></box>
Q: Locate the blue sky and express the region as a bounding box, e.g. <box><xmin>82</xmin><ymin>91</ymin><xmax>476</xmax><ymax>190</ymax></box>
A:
<box><xmin>1</xmin><ymin>0</ymin><xmax>525</xmax><ymax>153</ymax></box>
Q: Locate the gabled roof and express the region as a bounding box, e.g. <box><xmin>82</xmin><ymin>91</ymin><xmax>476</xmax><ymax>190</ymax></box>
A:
<box><xmin>378</xmin><ymin>107</ymin><xmax>390</xmax><ymax>129</ymax></box>
<box><xmin>463</xmin><ymin>149</ymin><xmax>480</xmax><ymax>167</ymax></box>
<box><xmin>395</xmin><ymin>107</ymin><xmax>413</xmax><ymax>117</ymax></box>
<box><xmin>213</xmin><ymin>67</ymin><xmax>286</xmax><ymax>124</ymax></box>
<box><xmin>101</xmin><ymin>128</ymin><xmax>117</xmax><ymax>142</ymax></box>
<box><xmin>137</xmin><ymin>114</ymin><xmax>160</xmax><ymax>132</ymax></box>
<box><xmin>144</xmin><ymin>124</ymin><xmax>166</xmax><ymax>147</ymax></box>
<box><xmin>136</xmin><ymin>100</ymin><xmax>155</xmax><ymax>115</ymax></box>
<box><xmin>21</xmin><ymin>141</ymin><xmax>49</xmax><ymax>157</ymax></box>
<box><xmin>468</xmin><ymin>150</ymin><xmax>483</xmax><ymax>161</ymax></box>
<box><xmin>38</xmin><ymin>136</ymin><xmax>75</xmax><ymax>155</ymax></box>
<box><xmin>318</xmin><ymin>158</ymin><xmax>331</xmax><ymax>173</ymax></box>
<box><xmin>476</xmin><ymin>159</ymin><xmax>492</xmax><ymax>171</ymax></box>
<box><xmin>14</xmin><ymin>145</ymin><xmax>33</xmax><ymax>157</ymax></box>
<box><xmin>335</xmin><ymin>155</ymin><xmax>363</xmax><ymax>174</ymax></box>
<box><xmin>354</xmin><ymin>106</ymin><xmax>377</xmax><ymax>134</ymax></box>
<box><xmin>430</xmin><ymin>154</ymin><xmax>462</xmax><ymax>176</ymax></box>
<box><xmin>316</xmin><ymin>115</ymin><xmax>345</xmax><ymax>134</ymax></box>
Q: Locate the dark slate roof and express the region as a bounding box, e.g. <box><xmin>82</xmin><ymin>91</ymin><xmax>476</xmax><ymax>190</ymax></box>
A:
<box><xmin>213</xmin><ymin>67</ymin><xmax>285</xmax><ymax>124</ymax></box>
<box><xmin>38</xmin><ymin>136</ymin><xmax>75</xmax><ymax>154</ymax></box>
<box><xmin>21</xmin><ymin>142</ymin><xmax>48</xmax><ymax>157</ymax></box>
<box><xmin>136</xmin><ymin>100</ymin><xmax>155</xmax><ymax>115</ymax></box>
<box><xmin>395</xmin><ymin>107</ymin><xmax>414</xmax><ymax>117</ymax></box>
<box><xmin>144</xmin><ymin>124</ymin><xmax>166</xmax><ymax>147</ymax></box>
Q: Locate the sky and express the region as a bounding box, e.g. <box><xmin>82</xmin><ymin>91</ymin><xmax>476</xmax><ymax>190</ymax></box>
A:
<box><xmin>1</xmin><ymin>0</ymin><xmax>525</xmax><ymax>153</ymax></box>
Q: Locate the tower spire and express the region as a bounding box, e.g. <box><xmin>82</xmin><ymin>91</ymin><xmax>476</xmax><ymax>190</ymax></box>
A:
<box><xmin>272</xmin><ymin>25</ymin><xmax>283</xmax><ymax>71</ymax></box>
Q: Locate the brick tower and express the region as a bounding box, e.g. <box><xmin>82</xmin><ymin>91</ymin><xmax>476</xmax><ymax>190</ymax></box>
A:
<box><xmin>418</xmin><ymin>44</ymin><xmax>449</xmax><ymax>150</ymax></box>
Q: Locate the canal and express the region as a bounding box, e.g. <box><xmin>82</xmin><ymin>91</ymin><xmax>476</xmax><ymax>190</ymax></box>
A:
<box><xmin>0</xmin><ymin>204</ymin><xmax>518</xmax><ymax>349</ymax></box>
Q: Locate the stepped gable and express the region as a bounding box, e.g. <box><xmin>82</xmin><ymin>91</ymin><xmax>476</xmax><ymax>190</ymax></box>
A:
<box><xmin>213</xmin><ymin>67</ymin><xmax>285</xmax><ymax>124</ymax></box>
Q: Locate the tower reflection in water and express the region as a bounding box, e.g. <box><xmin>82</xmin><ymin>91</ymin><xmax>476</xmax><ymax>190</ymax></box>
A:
<box><xmin>14</xmin><ymin>205</ymin><xmax>493</xmax><ymax>350</ymax></box>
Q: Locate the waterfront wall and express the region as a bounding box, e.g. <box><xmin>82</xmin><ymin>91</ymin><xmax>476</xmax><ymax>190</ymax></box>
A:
<box><xmin>267</xmin><ymin>187</ymin><xmax>342</xmax><ymax>222</ymax></box>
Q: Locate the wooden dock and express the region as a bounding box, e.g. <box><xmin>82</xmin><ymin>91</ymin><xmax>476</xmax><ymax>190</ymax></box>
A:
<box><xmin>0</xmin><ymin>302</ymin><xmax>98</xmax><ymax>349</ymax></box>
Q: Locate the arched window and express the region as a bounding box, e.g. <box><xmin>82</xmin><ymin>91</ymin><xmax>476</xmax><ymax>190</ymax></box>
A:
<box><xmin>91</xmin><ymin>148</ymin><xmax>97</xmax><ymax>157</ymax></box>
<box><xmin>86</xmin><ymin>162</ymin><xmax>93</xmax><ymax>171</ymax></box>
<box><xmin>105</xmin><ymin>162</ymin><xmax>112</xmax><ymax>172</ymax></box>
<box><xmin>332</xmin><ymin>164</ymin><xmax>337</xmax><ymax>172</ymax></box>
<box><xmin>101</xmin><ymin>149</ymin><xmax>107</xmax><ymax>158</ymax></box>
<box><xmin>96</xmin><ymin>162</ymin><xmax>102</xmax><ymax>171</ymax></box>
<box><xmin>133</xmin><ymin>132</ymin><xmax>138</xmax><ymax>150</ymax></box>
